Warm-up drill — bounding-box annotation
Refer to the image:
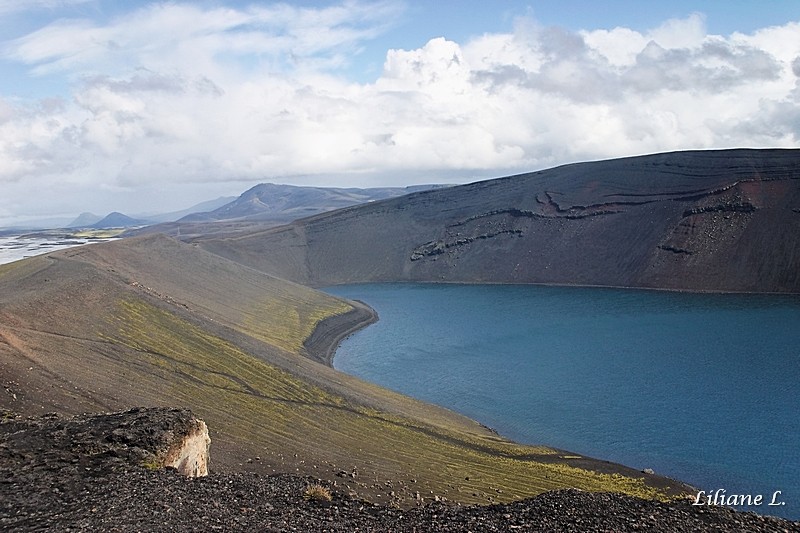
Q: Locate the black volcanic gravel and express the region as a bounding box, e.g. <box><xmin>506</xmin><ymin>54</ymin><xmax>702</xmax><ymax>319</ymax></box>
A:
<box><xmin>2</xmin><ymin>409</ymin><xmax>798</xmax><ymax>532</ymax></box>
<box><xmin>3</xmin><ymin>470</ymin><xmax>799</xmax><ymax>533</ymax></box>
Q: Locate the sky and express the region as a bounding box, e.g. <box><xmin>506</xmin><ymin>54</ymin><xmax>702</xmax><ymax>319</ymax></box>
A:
<box><xmin>0</xmin><ymin>1</ymin><xmax>799</xmax><ymax>226</ymax></box>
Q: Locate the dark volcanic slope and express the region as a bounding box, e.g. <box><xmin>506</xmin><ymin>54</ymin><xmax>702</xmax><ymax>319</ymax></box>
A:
<box><xmin>197</xmin><ymin>149</ymin><xmax>800</xmax><ymax>292</ymax></box>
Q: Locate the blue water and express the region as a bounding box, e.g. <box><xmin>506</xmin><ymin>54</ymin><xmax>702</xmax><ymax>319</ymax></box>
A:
<box><xmin>325</xmin><ymin>283</ymin><xmax>800</xmax><ymax>519</ymax></box>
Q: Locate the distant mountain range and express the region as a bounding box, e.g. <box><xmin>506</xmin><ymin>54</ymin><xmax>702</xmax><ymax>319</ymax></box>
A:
<box><xmin>196</xmin><ymin>149</ymin><xmax>800</xmax><ymax>293</ymax></box>
<box><xmin>67</xmin><ymin>212</ymin><xmax>104</xmax><ymax>227</ymax></box>
<box><xmin>88</xmin><ymin>212</ymin><xmax>147</xmax><ymax>229</ymax></box>
<box><xmin>64</xmin><ymin>197</ymin><xmax>237</xmax><ymax>229</ymax></box>
<box><xmin>180</xmin><ymin>183</ymin><xmax>451</xmax><ymax>223</ymax></box>
<box><xmin>124</xmin><ymin>183</ymin><xmax>451</xmax><ymax>238</ymax></box>
<box><xmin>144</xmin><ymin>196</ymin><xmax>238</xmax><ymax>224</ymax></box>
<box><xmin>5</xmin><ymin>183</ymin><xmax>449</xmax><ymax>233</ymax></box>
<box><xmin>63</xmin><ymin>184</ymin><xmax>450</xmax><ymax>232</ymax></box>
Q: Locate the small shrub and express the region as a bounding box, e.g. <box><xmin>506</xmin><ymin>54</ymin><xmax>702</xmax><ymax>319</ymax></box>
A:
<box><xmin>303</xmin><ymin>483</ymin><xmax>332</xmax><ymax>502</ymax></box>
<box><xmin>141</xmin><ymin>456</ymin><xmax>163</xmax><ymax>471</ymax></box>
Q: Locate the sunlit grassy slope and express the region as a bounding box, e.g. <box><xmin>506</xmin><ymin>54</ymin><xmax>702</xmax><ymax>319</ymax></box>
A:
<box><xmin>70</xmin><ymin>229</ymin><xmax>127</xmax><ymax>238</ymax></box>
<box><xmin>0</xmin><ymin>234</ymin><xmax>686</xmax><ymax>506</ymax></box>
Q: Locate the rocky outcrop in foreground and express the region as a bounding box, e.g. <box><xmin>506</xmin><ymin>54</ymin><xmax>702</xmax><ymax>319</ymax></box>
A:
<box><xmin>0</xmin><ymin>407</ymin><xmax>209</xmax><ymax>479</ymax></box>
<box><xmin>1</xmin><ymin>408</ymin><xmax>797</xmax><ymax>532</ymax></box>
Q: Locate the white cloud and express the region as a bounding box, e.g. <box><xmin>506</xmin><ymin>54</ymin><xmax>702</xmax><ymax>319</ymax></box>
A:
<box><xmin>5</xmin><ymin>1</ymin><xmax>401</xmax><ymax>77</ymax></box>
<box><xmin>0</xmin><ymin>5</ymin><xmax>799</xmax><ymax>221</ymax></box>
<box><xmin>0</xmin><ymin>0</ymin><xmax>91</xmax><ymax>16</ymax></box>
<box><xmin>581</xmin><ymin>26</ymin><xmax>648</xmax><ymax>67</ymax></box>
<box><xmin>647</xmin><ymin>12</ymin><xmax>707</xmax><ymax>49</ymax></box>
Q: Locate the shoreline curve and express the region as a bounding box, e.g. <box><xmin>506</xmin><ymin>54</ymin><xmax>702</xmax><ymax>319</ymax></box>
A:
<box><xmin>303</xmin><ymin>299</ymin><xmax>378</xmax><ymax>367</ymax></box>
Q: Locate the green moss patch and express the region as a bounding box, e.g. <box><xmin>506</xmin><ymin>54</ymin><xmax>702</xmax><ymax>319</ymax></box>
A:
<box><xmin>99</xmin><ymin>297</ymin><xmax>679</xmax><ymax>506</ymax></box>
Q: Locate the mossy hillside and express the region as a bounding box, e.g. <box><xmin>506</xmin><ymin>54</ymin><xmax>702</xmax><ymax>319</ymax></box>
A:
<box><xmin>74</xmin><ymin>233</ymin><xmax>352</xmax><ymax>355</ymax></box>
<box><xmin>70</xmin><ymin>229</ymin><xmax>126</xmax><ymax>239</ymax></box>
<box><xmin>102</xmin><ymin>297</ymin><xmax>675</xmax><ymax>505</ymax></box>
<box><xmin>0</xmin><ymin>241</ymin><xmax>686</xmax><ymax>505</ymax></box>
<box><xmin>241</xmin><ymin>291</ymin><xmax>351</xmax><ymax>353</ymax></box>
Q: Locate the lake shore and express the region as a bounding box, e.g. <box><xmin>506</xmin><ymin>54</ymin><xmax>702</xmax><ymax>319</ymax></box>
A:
<box><xmin>302</xmin><ymin>293</ymin><xmax>701</xmax><ymax>500</ymax></box>
<box><xmin>316</xmin><ymin>283</ymin><xmax>800</xmax><ymax>520</ymax></box>
<box><xmin>303</xmin><ymin>298</ymin><xmax>379</xmax><ymax>366</ymax></box>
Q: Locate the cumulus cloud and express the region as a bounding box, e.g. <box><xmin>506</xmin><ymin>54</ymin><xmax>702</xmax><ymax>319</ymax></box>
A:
<box><xmin>0</xmin><ymin>3</ymin><xmax>799</xmax><ymax>221</ymax></box>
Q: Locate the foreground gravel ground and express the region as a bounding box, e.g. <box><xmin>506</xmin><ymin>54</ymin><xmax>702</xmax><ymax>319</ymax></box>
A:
<box><xmin>2</xmin><ymin>408</ymin><xmax>798</xmax><ymax>532</ymax></box>
<box><xmin>4</xmin><ymin>469</ymin><xmax>799</xmax><ymax>533</ymax></box>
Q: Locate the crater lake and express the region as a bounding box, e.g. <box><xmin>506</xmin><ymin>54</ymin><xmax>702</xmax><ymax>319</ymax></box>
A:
<box><xmin>325</xmin><ymin>283</ymin><xmax>800</xmax><ymax>519</ymax></box>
